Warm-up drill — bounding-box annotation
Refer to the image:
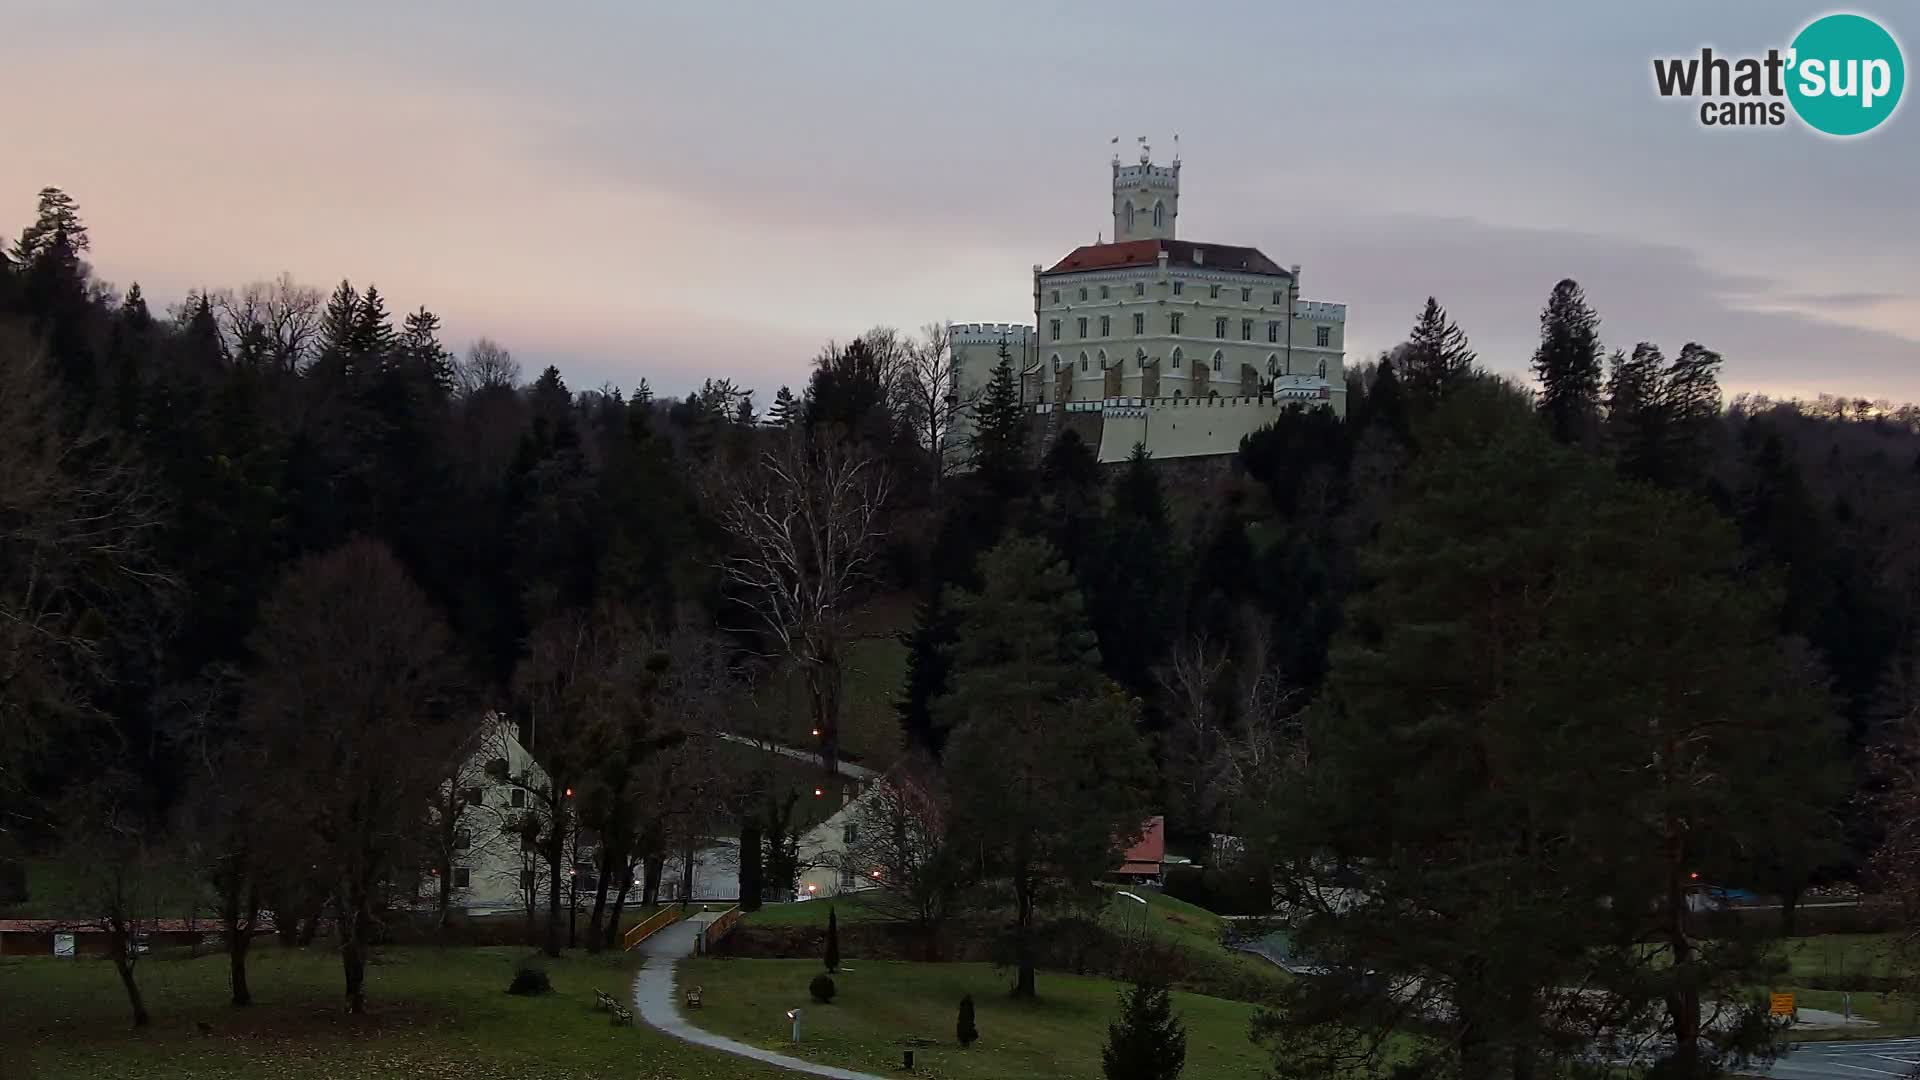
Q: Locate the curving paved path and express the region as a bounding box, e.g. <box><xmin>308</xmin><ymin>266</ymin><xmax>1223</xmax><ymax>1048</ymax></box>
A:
<box><xmin>631</xmin><ymin>917</ymin><xmax>887</xmax><ymax>1080</ymax></box>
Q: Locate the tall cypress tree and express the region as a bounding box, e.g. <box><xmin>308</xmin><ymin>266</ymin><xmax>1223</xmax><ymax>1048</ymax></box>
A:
<box><xmin>1531</xmin><ymin>278</ymin><xmax>1603</xmax><ymax>446</ymax></box>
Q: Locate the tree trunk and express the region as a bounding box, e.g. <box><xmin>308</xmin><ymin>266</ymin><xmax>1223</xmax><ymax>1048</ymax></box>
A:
<box><xmin>1664</xmin><ymin>790</ymin><xmax>1700</xmax><ymax>1074</ymax></box>
<box><xmin>109</xmin><ymin>926</ymin><xmax>150</xmax><ymax>1027</ymax></box>
<box><xmin>1011</xmin><ymin>856</ymin><xmax>1036</xmax><ymax>999</ymax></box>
<box><xmin>605</xmin><ymin>859</ymin><xmax>634</xmax><ymax>951</ymax></box>
<box><xmin>642</xmin><ymin>855</ymin><xmax>664</xmax><ymax>907</ymax></box>
<box><xmin>229</xmin><ymin>928</ymin><xmax>252</xmax><ymax>1007</ymax></box>
<box><xmin>739</xmin><ymin>819</ymin><xmax>763</xmax><ymax>911</ymax></box>
<box><xmin>805</xmin><ymin>652</ymin><xmax>845</xmax><ymax>777</ymax></box>
<box><xmin>678</xmin><ymin>838</ymin><xmax>696</xmax><ymax>906</ymax></box>
<box><xmin>586</xmin><ymin>841</ymin><xmax>616</xmax><ymax>953</ymax></box>
<box><xmin>435</xmin><ymin>855</ymin><xmax>452</xmax><ymax>931</ymax></box>
<box><xmin>546</xmin><ymin>835</ymin><xmax>564</xmax><ymax>958</ymax></box>
<box><xmin>1781</xmin><ymin>882</ymin><xmax>1804</xmax><ymax>938</ymax></box>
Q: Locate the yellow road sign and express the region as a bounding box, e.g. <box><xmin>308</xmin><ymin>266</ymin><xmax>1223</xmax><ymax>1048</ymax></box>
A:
<box><xmin>1770</xmin><ymin>993</ymin><xmax>1794</xmax><ymax>1017</ymax></box>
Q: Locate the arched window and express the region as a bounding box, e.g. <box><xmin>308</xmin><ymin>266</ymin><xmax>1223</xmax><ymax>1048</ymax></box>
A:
<box><xmin>1212</xmin><ymin>350</ymin><xmax>1224</xmax><ymax>372</ymax></box>
<box><xmin>1096</xmin><ymin>349</ymin><xmax>1106</xmax><ymax>370</ymax></box>
<box><xmin>1078</xmin><ymin>351</ymin><xmax>1088</xmax><ymax>372</ymax></box>
<box><xmin>1125</xmin><ymin>202</ymin><xmax>1135</xmax><ymax>232</ymax></box>
<box><xmin>1267</xmin><ymin>353</ymin><xmax>1280</xmax><ymax>375</ymax></box>
<box><xmin>1174</xmin><ymin>389</ymin><xmax>1184</xmax><ymax>398</ymax></box>
<box><xmin>1317</xmin><ymin>359</ymin><xmax>1328</xmax><ymax>378</ymax></box>
<box><xmin>1136</xmin><ymin>348</ymin><xmax>1147</xmax><ymax>370</ymax></box>
<box><xmin>1152</xmin><ymin>200</ymin><xmax>1164</xmax><ymax>229</ymax></box>
<box><xmin>1171</xmin><ymin>347</ymin><xmax>1182</xmax><ymax>370</ymax></box>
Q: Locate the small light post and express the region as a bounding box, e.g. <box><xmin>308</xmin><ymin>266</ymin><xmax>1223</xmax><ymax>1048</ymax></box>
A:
<box><xmin>787</xmin><ymin>1008</ymin><xmax>802</xmax><ymax>1043</ymax></box>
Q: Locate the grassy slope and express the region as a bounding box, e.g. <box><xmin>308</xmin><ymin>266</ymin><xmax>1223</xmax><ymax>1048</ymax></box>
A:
<box><xmin>679</xmin><ymin>957</ymin><xmax>1269</xmax><ymax>1080</ymax></box>
<box><xmin>4</xmin><ymin>945</ymin><xmax>787</xmax><ymax>1080</ymax></box>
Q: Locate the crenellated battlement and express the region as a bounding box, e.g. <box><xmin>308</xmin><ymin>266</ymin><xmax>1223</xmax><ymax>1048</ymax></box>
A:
<box><xmin>1293</xmin><ymin>301</ymin><xmax>1347</xmax><ymax>322</ymax></box>
<box><xmin>949</xmin><ymin>322</ymin><xmax>1034</xmax><ymax>345</ymax></box>
<box><xmin>1113</xmin><ymin>163</ymin><xmax>1180</xmax><ymax>191</ymax></box>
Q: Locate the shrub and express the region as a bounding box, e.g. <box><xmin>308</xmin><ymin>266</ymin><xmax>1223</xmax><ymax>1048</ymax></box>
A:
<box><xmin>809</xmin><ymin>973</ymin><xmax>836</xmax><ymax>1003</ymax></box>
<box><xmin>825</xmin><ymin>906</ymin><xmax>840</xmax><ymax>973</ymax></box>
<box><xmin>1102</xmin><ymin>978</ymin><xmax>1187</xmax><ymax>1080</ymax></box>
<box><xmin>507</xmin><ymin>955</ymin><xmax>552</xmax><ymax>996</ymax></box>
<box><xmin>957</xmin><ymin>993</ymin><xmax>978</xmax><ymax>1047</ymax></box>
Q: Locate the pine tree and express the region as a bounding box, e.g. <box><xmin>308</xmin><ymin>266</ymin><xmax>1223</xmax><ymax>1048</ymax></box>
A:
<box><xmin>1087</xmin><ymin>444</ymin><xmax>1175</xmax><ymax>691</ymax></box>
<box><xmin>1531</xmin><ymin>278</ymin><xmax>1604</xmax><ymax>445</ymax></box>
<box><xmin>1102</xmin><ymin>979</ymin><xmax>1188</xmax><ymax>1080</ymax></box>
<box><xmin>769</xmin><ymin>385</ymin><xmax>797</xmax><ymax>427</ymax></box>
<box><xmin>635</xmin><ymin>378</ymin><xmax>654</xmax><ymax>405</ymax></box>
<box><xmin>1606</xmin><ymin>343</ymin><xmax>1666</xmax><ymax>482</ymax></box>
<box><xmin>400</xmin><ymin>306</ymin><xmax>456</xmax><ymax>394</ymax></box>
<box><xmin>970</xmin><ymin>346</ymin><xmax>1028</xmax><ymax>494</ymax></box>
<box><xmin>957</xmin><ymin>994</ymin><xmax>978</xmax><ymax>1047</ymax></box>
<box><xmin>314</xmin><ymin>279</ymin><xmax>360</xmax><ymax>376</ymax></box>
<box><xmin>1399</xmin><ymin>297</ymin><xmax>1476</xmax><ymax>406</ymax></box>
<box><xmin>11</xmin><ymin>187</ymin><xmax>89</xmax><ymax>265</ymax></box>
<box><xmin>1359</xmin><ymin>354</ymin><xmax>1410</xmax><ymax>442</ymax></box>
<box><xmin>349</xmin><ymin>285</ymin><xmax>397</xmax><ymax>363</ymax></box>
<box><xmin>824</xmin><ymin>906</ymin><xmax>840</xmax><ymax>972</ymax></box>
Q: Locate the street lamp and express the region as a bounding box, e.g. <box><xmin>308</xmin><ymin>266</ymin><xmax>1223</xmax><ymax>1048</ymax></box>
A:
<box><xmin>786</xmin><ymin>1008</ymin><xmax>802</xmax><ymax>1042</ymax></box>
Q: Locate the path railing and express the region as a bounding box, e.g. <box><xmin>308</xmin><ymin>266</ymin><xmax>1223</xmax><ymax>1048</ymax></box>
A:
<box><xmin>694</xmin><ymin>905</ymin><xmax>742</xmax><ymax>956</ymax></box>
<box><xmin>622</xmin><ymin>907</ymin><xmax>680</xmax><ymax>951</ymax></box>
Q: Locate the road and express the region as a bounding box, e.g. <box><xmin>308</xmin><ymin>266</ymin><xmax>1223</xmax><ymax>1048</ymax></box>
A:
<box><xmin>1753</xmin><ymin>1039</ymin><xmax>1920</xmax><ymax>1078</ymax></box>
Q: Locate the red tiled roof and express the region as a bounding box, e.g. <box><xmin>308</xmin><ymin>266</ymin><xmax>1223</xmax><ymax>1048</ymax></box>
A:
<box><xmin>1045</xmin><ymin>240</ymin><xmax>1291</xmax><ymax>278</ymax></box>
<box><xmin>1113</xmin><ymin>816</ymin><xmax>1166</xmax><ymax>876</ymax></box>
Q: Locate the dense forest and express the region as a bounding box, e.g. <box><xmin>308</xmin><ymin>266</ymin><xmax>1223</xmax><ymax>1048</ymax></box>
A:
<box><xmin>5</xmin><ymin>185</ymin><xmax>1920</xmax><ymax>1073</ymax></box>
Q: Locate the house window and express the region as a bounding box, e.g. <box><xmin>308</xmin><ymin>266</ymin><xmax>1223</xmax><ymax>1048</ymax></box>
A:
<box><xmin>1050</xmin><ymin>289</ymin><xmax>1060</xmax><ymax>304</ymax></box>
<box><xmin>1078</xmin><ymin>287</ymin><xmax>1088</xmax><ymax>302</ymax></box>
<box><xmin>1077</xmin><ymin>317</ymin><xmax>1088</xmax><ymax>338</ymax></box>
<box><xmin>1318</xmin><ymin>359</ymin><xmax>1328</xmax><ymax>378</ymax></box>
<box><xmin>840</xmin><ymin>865</ymin><xmax>856</xmax><ymax>889</ymax></box>
<box><xmin>1133</xmin><ymin>313</ymin><xmax>1145</xmax><ymax>334</ymax></box>
<box><xmin>1100</xmin><ymin>284</ymin><xmax>1110</xmax><ymax>299</ymax></box>
<box><xmin>1209</xmin><ymin>284</ymin><xmax>1220</xmax><ymax>300</ymax></box>
<box><xmin>1100</xmin><ymin>315</ymin><xmax>1111</xmax><ymax>337</ymax></box>
<box><xmin>1316</xmin><ymin>325</ymin><xmax>1331</xmax><ymax>347</ymax></box>
<box><xmin>1169</xmin><ymin>313</ymin><xmax>1183</xmax><ymax>334</ymax></box>
<box><xmin>1241</xmin><ymin>319</ymin><xmax>1253</xmax><ymax>341</ymax></box>
<box><xmin>1050</xmin><ymin>319</ymin><xmax>1061</xmax><ymax>340</ymax></box>
<box><xmin>843</xmin><ymin>823</ymin><xmax>858</xmax><ymax>844</ymax></box>
<box><xmin>1268</xmin><ymin>321</ymin><xmax>1280</xmax><ymax>343</ymax></box>
<box><xmin>1212</xmin><ymin>352</ymin><xmax>1224</xmax><ymax>372</ymax></box>
<box><xmin>1172</xmin><ymin>281</ymin><xmax>1183</xmax><ymax>296</ymax></box>
<box><xmin>1134</xmin><ymin>282</ymin><xmax>1145</xmax><ymax>297</ymax></box>
<box><xmin>510</xmin><ymin>789</ymin><xmax>525</xmax><ymax>808</ymax></box>
<box><xmin>1215</xmin><ymin>317</ymin><xmax>1228</xmax><ymax>338</ymax></box>
<box><xmin>1241</xmin><ymin>287</ymin><xmax>1252</xmax><ymax>302</ymax></box>
<box><xmin>453</xmin><ymin>867</ymin><xmax>471</xmax><ymax>888</ymax></box>
<box><xmin>1272</xmin><ymin>289</ymin><xmax>1285</xmax><ymax>305</ymax></box>
<box><xmin>465</xmin><ymin>787</ymin><xmax>484</xmax><ymax>808</ymax></box>
<box><xmin>453</xmin><ymin>828</ymin><xmax>471</xmax><ymax>851</ymax></box>
<box><xmin>1171</xmin><ymin>348</ymin><xmax>1182</xmax><ymax>370</ymax></box>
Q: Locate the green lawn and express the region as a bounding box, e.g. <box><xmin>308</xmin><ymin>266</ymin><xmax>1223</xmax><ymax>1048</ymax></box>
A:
<box><xmin>1778</xmin><ymin>933</ymin><xmax>1897</xmax><ymax>984</ymax></box>
<box><xmin>2</xmin><ymin>856</ymin><xmax>203</xmax><ymax>919</ymax></box>
<box><xmin>679</xmin><ymin>957</ymin><xmax>1272</xmax><ymax>1080</ymax></box>
<box><xmin>2</xmin><ymin>945</ymin><xmax>788</xmax><ymax>1079</ymax></box>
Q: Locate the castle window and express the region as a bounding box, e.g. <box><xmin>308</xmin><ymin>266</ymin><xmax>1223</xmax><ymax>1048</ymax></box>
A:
<box><xmin>1078</xmin><ymin>287</ymin><xmax>1088</xmax><ymax>302</ymax></box>
<box><xmin>1081</xmin><ymin>353</ymin><xmax>1089</xmax><ymax>371</ymax></box>
<box><xmin>1133</xmin><ymin>313</ymin><xmax>1145</xmax><ymax>334</ymax></box>
<box><xmin>453</xmin><ymin>867</ymin><xmax>471</xmax><ymax>888</ymax></box>
<box><xmin>1100</xmin><ymin>285</ymin><xmax>1110</xmax><ymax>299</ymax></box>
<box><xmin>1241</xmin><ymin>319</ymin><xmax>1253</xmax><ymax>341</ymax></box>
<box><xmin>1050</xmin><ymin>319</ymin><xmax>1061</xmax><ymax>341</ymax></box>
<box><xmin>1213</xmin><ymin>350</ymin><xmax>1224</xmax><ymax>372</ymax></box>
<box><xmin>1268</xmin><ymin>321</ymin><xmax>1280</xmax><ymax>343</ymax></box>
<box><xmin>1169</xmin><ymin>313</ymin><xmax>1183</xmax><ymax>334</ymax></box>
<box><xmin>1077</xmin><ymin>317</ymin><xmax>1087</xmax><ymax>338</ymax></box>
<box><xmin>1318</xmin><ymin>359</ymin><xmax>1328</xmax><ymax>378</ymax></box>
<box><xmin>1209</xmin><ymin>284</ymin><xmax>1220</xmax><ymax>300</ymax></box>
<box><xmin>1214</xmin><ymin>317</ymin><xmax>1228</xmax><ymax>338</ymax></box>
<box><xmin>465</xmin><ymin>787</ymin><xmax>484</xmax><ymax>808</ymax></box>
<box><xmin>1172</xmin><ymin>281</ymin><xmax>1183</xmax><ymax>296</ymax></box>
<box><xmin>1174</xmin><ymin>389</ymin><xmax>1183</xmax><ymax>398</ymax></box>
<box><xmin>1152</xmin><ymin>200</ymin><xmax>1164</xmax><ymax>229</ymax></box>
<box><xmin>1272</xmin><ymin>289</ymin><xmax>1285</xmax><ymax>305</ymax></box>
<box><xmin>1136</xmin><ymin>349</ymin><xmax>1147</xmax><ymax>369</ymax></box>
<box><xmin>1171</xmin><ymin>348</ymin><xmax>1182</xmax><ymax>370</ymax></box>
<box><xmin>1134</xmin><ymin>282</ymin><xmax>1145</xmax><ymax>297</ymax></box>
<box><xmin>1050</xmin><ymin>289</ymin><xmax>1060</xmax><ymax>304</ymax></box>
<box><xmin>1241</xmin><ymin>287</ymin><xmax>1252</xmax><ymax>302</ymax></box>
<box><xmin>1100</xmin><ymin>315</ymin><xmax>1110</xmax><ymax>337</ymax></box>
<box><xmin>510</xmin><ymin>789</ymin><xmax>525</xmax><ymax>808</ymax></box>
<box><xmin>1316</xmin><ymin>325</ymin><xmax>1331</xmax><ymax>347</ymax></box>
<box><xmin>1125</xmin><ymin>202</ymin><xmax>1135</xmax><ymax>232</ymax></box>
<box><xmin>1269</xmin><ymin>355</ymin><xmax>1281</xmax><ymax>375</ymax></box>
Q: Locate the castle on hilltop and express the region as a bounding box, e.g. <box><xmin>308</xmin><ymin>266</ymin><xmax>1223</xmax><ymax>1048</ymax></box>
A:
<box><xmin>948</xmin><ymin>144</ymin><xmax>1348</xmax><ymax>464</ymax></box>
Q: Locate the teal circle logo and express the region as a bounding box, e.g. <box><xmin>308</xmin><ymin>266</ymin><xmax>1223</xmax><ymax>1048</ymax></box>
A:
<box><xmin>1787</xmin><ymin>13</ymin><xmax>1905</xmax><ymax>136</ymax></box>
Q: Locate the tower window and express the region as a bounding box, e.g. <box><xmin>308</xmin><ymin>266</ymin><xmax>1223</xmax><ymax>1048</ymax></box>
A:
<box><xmin>1272</xmin><ymin>289</ymin><xmax>1285</xmax><ymax>305</ymax></box>
<box><xmin>1078</xmin><ymin>287</ymin><xmax>1088</xmax><ymax>302</ymax></box>
<box><xmin>1171</xmin><ymin>348</ymin><xmax>1182</xmax><ymax>370</ymax></box>
<box><xmin>1318</xmin><ymin>358</ymin><xmax>1328</xmax><ymax>377</ymax></box>
<box><xmin>1316</xmin><ymin>325</ymin><xmax>1331</xmax><ymax>347</ymax></box>
<box><xmin>1241</xmin><ymin>287</ymin><xmax>1252</xmax><ymax>302</ymax></box>
<box><xmin>1268</xmin><ymin>321</ymin><xmax>1280</xmax><ymax>343</ymax></box>
<box><xmin>1209</xmin><ymin>284</ymin><xmax>1220</xmax><ymax>300</ymax></box>
<box><xmin>1214</xmin><ymin>317</ymin><xmax>1228</xmax><ymax>338</ymax></box>
<box><xmin>1172</xmin><ymin>281</ymin><xmax>1183</xmax><ymax>296</ymax></box>
<box><xmin>1050</xmin><ymin>319</ymin><xmax>1061</xmax><ymax>341</ymax></box>
<box><xmin>1100</xmin><ymin>285</ymin><xmax>1110</xmax><ymax>299</ymax></box>
<box><xmin>1241</xmin><ymin>319</ymin><xmax>1253</xmax><ymax>341</ymax></box>
<box><xmin>1169</xmin><ymin>313</ymin><xmax>1183</xmax><ymax>335</ymax></box>
<box><xmin>1153</xmin><ymin>200</ymin><xmax>1164</xmax><ymax>229</ymax></box>
<box><xmin>1050</xmin><ymin>289</ymin><xmax>1060</xmax><ymax>304</ymax></box>
<box><xmin>1100</xmin><ymin>315</ymin><xmax>1110</xmax><ymax>337</ymax></box>
<box><xmin>1213</xmin><ymin>351</ymin><xmax>1224</xmax><ymax>372</ymax></box>
<box><xmin>1134</xmin><ymin>282</ymin><xmax>1145</xmax><ymax>297</ymax></box>
<box><xmin>1133</xmin><ymin>313</ymin><xmax>1145</xmax><ymax>334</ymax></box>
<box><xmin>1126</xmin><ymin>202</ymin><xmax>1135</xmax><ymax>232</ymax></box>
<box><xmin>1077</xmin><ymin>317</ymin><xmax>1087</xmax><ymax>338</ymax></box>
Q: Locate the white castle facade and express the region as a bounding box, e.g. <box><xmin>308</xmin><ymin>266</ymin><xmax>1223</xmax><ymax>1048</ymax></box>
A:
<box><xmin>949</xmin><ymin>148</ymin><xmax>1348</xmax><ymax>464</ymax></box>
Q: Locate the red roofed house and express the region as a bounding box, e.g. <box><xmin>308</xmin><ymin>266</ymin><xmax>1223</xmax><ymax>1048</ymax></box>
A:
<box><xmin>1113</xmin><ymin>815</ymin><xmax>1168</xmax><ymax>884</ymax></box>
<box><xmin>947</xmin><ymin>140</ymin><xmax>1348</xmax><ymax>467</ymax></box>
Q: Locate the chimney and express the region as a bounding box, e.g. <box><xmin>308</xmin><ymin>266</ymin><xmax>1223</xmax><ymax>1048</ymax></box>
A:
<box><xmin>1290</xmin><ymin>264</ymin><xmax>1302</xmax><ymax>289</ymax></box>
<box><xmin>1156</xmin><ymin>249</ymin><xmax>1169</xmax><ymax>281</ymax></box>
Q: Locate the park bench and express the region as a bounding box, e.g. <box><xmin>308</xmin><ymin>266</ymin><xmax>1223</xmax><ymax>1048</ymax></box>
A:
<box><xmin>684</xmin><ymin>985</ymin><xmax>704</xmax><ymax>1009</ymax></box>
<box><xmin>609</xmin><ymin>1003</ymin><xmax>633</xmax><ymax>1026</ymax></box>
<box><xmin>594</xmin><ymin>990</ymin><xmax>616</xmax><ymax>1011</ymax></box>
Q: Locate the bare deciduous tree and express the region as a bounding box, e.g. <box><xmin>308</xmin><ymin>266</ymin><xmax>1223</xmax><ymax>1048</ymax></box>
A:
<box><xmin>241</xmin><ymin>538</ymin><xmax>470</xmax><ymax>1014</ymax></box>
<box><xmin>456</xmin><ymin>337</ymin><xmax>521</xmax><ymax>397</ymax></box>
<box><xmin>1157</xmin><ymin>633</ymin><xmax>1229</xmax><ymax>835</ymax></box>
<box><xmin>897</xmin><ymin>322</ymin><xmax>962</xmax><ymax>488</ymax></box>
<box><xmin>63</xmin><ymin>774</ymin><xmax>164</xmax><ymax>1027</ymax></box>
<box><xmin>214</xmin><ymin>273</ymin><xmax>322</xmax><ymax>372</ymax></box>
<box><xmin>843</xmin><ymin>754</ymin><xmax>961</xmax><ymax>954</ymax></box>
<box><xmin>713</xmin><ymin>432</ymin><xmax>891</xmax><ymax>775</ymax></box>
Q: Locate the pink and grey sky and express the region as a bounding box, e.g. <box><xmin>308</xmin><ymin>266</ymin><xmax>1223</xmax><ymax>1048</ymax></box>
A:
<box><xmin>5</xmin><ymin>0</ymin><xmax>1916</xmax><ymax>401</ymax></box>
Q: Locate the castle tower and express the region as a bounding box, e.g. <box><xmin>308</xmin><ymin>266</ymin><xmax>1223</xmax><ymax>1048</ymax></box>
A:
<box><xmin>1112</xmin><ymin>142</ymin><xmax>1179</xmax><ymax>241</ymax></box>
